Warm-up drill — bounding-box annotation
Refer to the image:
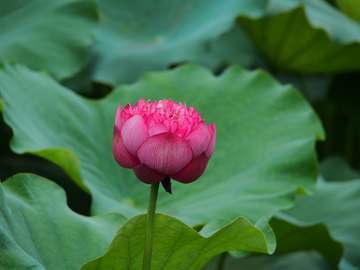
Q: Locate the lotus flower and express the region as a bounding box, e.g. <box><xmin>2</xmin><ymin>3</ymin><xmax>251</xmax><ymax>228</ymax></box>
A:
<box><xmin>112</xmin><ymin>98</ymin><xmax>216</xmax><ymax>185</ymax></box>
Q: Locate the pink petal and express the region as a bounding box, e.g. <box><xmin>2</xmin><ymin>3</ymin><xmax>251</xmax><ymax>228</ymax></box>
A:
<box><xmin>121</xmin><ymin>115</ymin><xmax>149</xmax><ymax>156</ymax></box>
<box><xmin>148</xmin><ymin>123</ymin><xmax>168</xmax><ymax>137</ymax></box>
<box><xmin>112</xmin><ymin>126</ymin><xmax>140</xmax><ymax>168</ymax></box>
<box><xmin>170</xmin><ymin>152</ymin><xmax>209</xmax><ymax>183</ymax></box>
<box><xmin>170</xmin><ymin>121</ymin><xmax>178</xmax><ymax>133</ymax></box>
<box><xmin>137</xmin><ymin>132</ymin><xmax>193</xmax><ymax>174</ymax></box>
<box><xmin>185</xmin><ymin>123</ymin><xmax>211</xmax><ymax>157</ymax></box>
<box><xmin>115</xmin><ymin>104</ymin><xmax>125</xmax><ymax>130</ymax></box>
<box><xmin>133</xmin><ymin>164</ymin><xmax>166</xmax><ymax>184</ymax></box>
<box><xmin>205</xmin><ymin>123</ymin><xmax>216</xmax><ymax>158</ymax></box>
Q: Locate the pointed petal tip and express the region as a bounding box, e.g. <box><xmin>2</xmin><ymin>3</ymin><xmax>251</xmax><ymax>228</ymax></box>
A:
<box><xmin>148</xmin><ymin>122</ymin><xmax>168</xmax><ymax>136</ymax></box>
<box><xmin>205</xmin><ymin>123</ymin><xmax>216</xmax><ymax>158</ymax></box>
<box><xmin>115</xmin><ymin>104</ymin><xmax>124</xmax><ymax>129</ymax></box>
<box><xmin>185</xmin><ymin>123</ymin><xmax>211</xmax><ymax>157</ymax></box>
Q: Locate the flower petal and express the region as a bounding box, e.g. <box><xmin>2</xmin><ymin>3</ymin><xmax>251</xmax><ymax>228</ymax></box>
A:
<box><xmin>115</xmin><ymin>104</ymin><xmax>125</xmax><ymax>130</ymax></box>
<box><xmin>133</xmin><ymin>164</ymin><xmax>166</xmax><ymax>184</ymax></box>
<box><xmin>121</xmin><ymin>115</ymin><xmax>149</xmax><ymax>156</ymax></box>
<box><xmin>170</xmin><ymin>152</ymin><xmax>209</xmax><ymax>183</ymax></box>
<box><xmin>205</xmin><ymin>123</ymin><xmax>216</xmax><ymax>158</ymax></box>
<box><xmin>112</xmin><ymin>126</ymin><xmax>140</xmax><ymax>168</ymax></box>
<box><xmin>148</xmin><ymin>123</ymin><xmax>168</xmax><ymax>137</ymax></box>
<box><xmin>137</xmin><ymin>132</ymin><xmax>193</xmax><ymax>174</ymax></box>
<box><xmin>185</xmin><ymin>123</ymin><xmax>211</xmax><ymax>157</ymax></box>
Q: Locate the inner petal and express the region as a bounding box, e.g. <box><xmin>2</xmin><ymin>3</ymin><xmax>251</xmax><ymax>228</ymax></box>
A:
<box><xmin>148</xmin><ymin>123</ymin><xmax>168</xmax><ymax>136</ymax></box>
<box><xmin>121</xmin><ymin>115</ymin><xmax>149</xmax><ymax>156</ymax></box>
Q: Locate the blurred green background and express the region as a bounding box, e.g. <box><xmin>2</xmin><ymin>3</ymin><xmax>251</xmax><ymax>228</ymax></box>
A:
<box><xmin>1</xmin><ymin>0</ymin><xmax>360</xmax><ymax>269</ymax></box>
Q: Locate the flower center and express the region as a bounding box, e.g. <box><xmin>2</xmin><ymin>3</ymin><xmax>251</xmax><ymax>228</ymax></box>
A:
<box><xmin>122</xmin><ymin>98</ymin><xmax>204</xmax><ymax>138</ymax></box>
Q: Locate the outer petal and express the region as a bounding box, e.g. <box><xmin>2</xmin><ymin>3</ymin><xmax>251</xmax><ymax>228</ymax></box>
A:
<box><xmin>170</xmin><ymin>152</ymin><xmax>209</xmax><ymax>183</ymax></box>
<box><xmin>148</xmin><ymin>123</ymin><xmax>168</xmax><ymax>137</ymax></box>
<box><xmin>185</xmin><ymin>123</ymin><xmax>211</xmax><ymax>157</ymax></box>
<box><xmin>133</xmin><ymin>164</ymin><xmax>167</xmax><ymax>184</ymax></box>
<box><xmin>121</xmin><ymin>115</ymin><xmax>149</xmax><ymax>156</ymax></box>
<box><xmin>137</xmin><ymin>131</ymin><xmax>193</xmax><ymax>174</ymax></box>
<box><xmin>115</xmin><ymin>104</ymin><xmax>125</xmax><ymax>130</ymax></box>
<box><xmin>205</xmin><ymin>123</ymin><xmax>216</xmax><ymax>158</ymax></box>
<box><xmin>112</xmin><ymin>126</ymin><xmax>140</xmax><ymax>168</ymax></box>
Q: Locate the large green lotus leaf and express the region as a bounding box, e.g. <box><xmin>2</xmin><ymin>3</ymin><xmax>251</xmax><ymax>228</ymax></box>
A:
<box><xmin>278</xmin><ymin>176</ymin><xmax>360</xmax><ymax>269</ymax></box>
<box><xmin>0</xmin><ymin>106</ymin><xmax>91</xmax><ymax>215</ymax></box>
<box><xmin>0</xmin><ymin>173</ymin><xmax>127</xmax><ymax>270</ymax></box>
<box><xmin>320</xmin><ymin>156</ymin><xmax>360</xmax><ymax>182</ymax></box>
<box><xmin>262</xmin><ymin>0</ymin><xmax>360</xmax><ymax>41</ymax></box>
<box><xmin>210</xmin><ymin>23</ymin><xmax>261</xmax><ymax>69</ymax></box>
<box><xmin>0</xmin><ymin>0</ymin><xmax>98</xmax><ymax>80</ymax></box>
<box><xmin>81</xmin><ymin>214</ymin><xmax>275</xmax><ymax>270</ymax></box>
<box><xmin>203</xmin><ymin>251</ymin><xmax>334</xmax><ymax>270</ymax></box>
<box><xmin>0</xmin><ymin>63</ymin><xmax>324</xmax><ymax>227</ymax></box>
<box><xmin>237</xmin><ymin>0</ymin><xmax>360</xmax><ymax>74</ymax></box>
<box><xmin>335</xmin><ymin>0</ymin><xmax>360</xmax><ymax>22</ymax></box>
<box><xmin>270</xmin><ymin>214</ymin><xmax>343</xmax><ymax>268</ymax></box>
<box><xmin>261</xmin><ymin>158</ymin><xmax>360</xmax><ymax>269</ymax></box>
<box><xmin>227</xmin><ymin>203</ymin><xmax>343</xmax><ymax>268</ymax></box>
<box><xmin>88</xmin><ymin>0</ymin><xmax>268</xmax><ymax>85</ymax></box>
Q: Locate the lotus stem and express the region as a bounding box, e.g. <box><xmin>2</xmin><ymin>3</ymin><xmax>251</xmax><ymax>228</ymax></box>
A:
<box><xmin>142</xmin><ymin>182</ymin><xmax>160</xmax><ymax>270</ymax></box>
<box><xmin>215</xmin><ymin>252</ymin><xmax>227</xmax><ymax>270</ymax></box>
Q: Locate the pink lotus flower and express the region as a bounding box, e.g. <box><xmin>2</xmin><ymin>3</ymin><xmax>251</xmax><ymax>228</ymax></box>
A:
<box><xmin>112</xmin><ymin>98</ymin><xmax>216</xmax><ymax>185</ymax></box>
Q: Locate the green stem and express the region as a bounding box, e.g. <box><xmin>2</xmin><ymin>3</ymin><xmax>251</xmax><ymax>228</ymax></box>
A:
<box><xmin>142</xmin><ymin>183</ymin><xmax>160</xmax><ymax>270</ymax></box>
<box><xmin>215</xmin><ymin>252</ymin><xmax>226</xmax><ymax>270</ymax></box>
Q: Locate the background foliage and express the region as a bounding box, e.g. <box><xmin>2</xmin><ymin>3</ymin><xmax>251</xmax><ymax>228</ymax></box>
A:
<box><xmin>0</xmin><ymin>0</ymin><xmax>360</xmax><ymax>269</ymax></box>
